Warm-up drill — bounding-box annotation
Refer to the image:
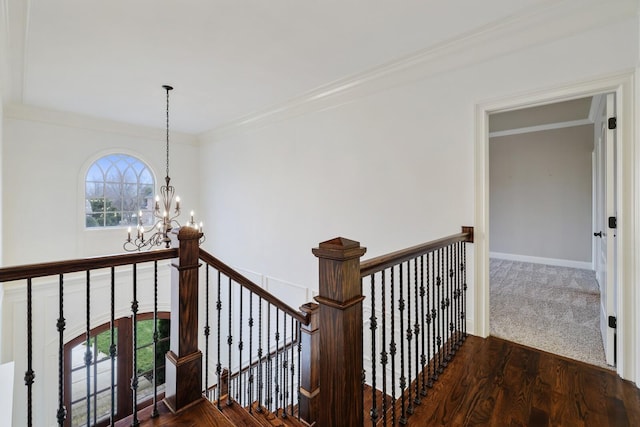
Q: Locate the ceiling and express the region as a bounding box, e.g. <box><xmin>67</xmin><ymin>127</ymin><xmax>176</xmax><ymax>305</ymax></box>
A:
<box><xmin>1</xmin><ymin>0</ymin><xmax>557</xmax><ymax>134</ymax></box>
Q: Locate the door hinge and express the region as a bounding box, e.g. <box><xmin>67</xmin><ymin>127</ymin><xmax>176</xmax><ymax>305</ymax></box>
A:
<box><xmin>608</xmin><ymin>117</ymin><xmax>617</xmax><ymax>130</ymax></box>
<box><xmin>608</xmin><ymin>316</ymin><xmax>617</xmax><ymax>329</ymax></box>
<box><xmin>608</xmin><ymin>216</ymin><xmax>617</xmax><ymax>229</ymax></box>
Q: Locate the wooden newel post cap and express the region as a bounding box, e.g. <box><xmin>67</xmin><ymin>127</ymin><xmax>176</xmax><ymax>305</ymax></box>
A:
<box><xmin>312</xmin><ymin>237</ymin><xmax>366</xmax><ymax>260</ymax></box>
<box><xmin>177</xmin><ymin>226</ymin><xmax>203</xmax><ymax>241</ymax></box>
<box><xmin>170</xmin><ymin>226</ymin><xmax>203</xmax><ymax>248</ymax></box>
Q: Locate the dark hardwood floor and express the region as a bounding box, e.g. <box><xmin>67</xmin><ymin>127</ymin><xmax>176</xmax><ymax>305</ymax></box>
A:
<box><xmin>366</xmin><ymin>335</ymin><xmax>640</xmax><ymax>426</ymax></box>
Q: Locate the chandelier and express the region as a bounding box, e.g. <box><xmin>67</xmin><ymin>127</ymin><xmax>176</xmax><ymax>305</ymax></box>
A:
<box><xmin>123</xmin><ymin>85</ymin><xmax>203</xmax><ymax>251</ymax></box>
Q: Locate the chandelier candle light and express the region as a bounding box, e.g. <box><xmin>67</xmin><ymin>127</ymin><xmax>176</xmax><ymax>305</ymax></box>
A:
<box><xmin>123</xmin><ymin>85</ymin><xmax>203</xmax><ymax>251</ymax></box>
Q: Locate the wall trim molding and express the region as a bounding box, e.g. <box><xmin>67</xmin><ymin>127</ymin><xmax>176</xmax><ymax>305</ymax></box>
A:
<box><xmin>490</xmin><ymin>252</ymin><xmax>592</xmax><ymax>270</ymax></box>
<box><xmin>200</xmin><ymin>0</ymin><xmax>637</xmax><ymax>141</ymax></box>
<box><xmin>4</xmin><ymin>103</ymin><xmax>198</xmax><ymax>145</ymax></box>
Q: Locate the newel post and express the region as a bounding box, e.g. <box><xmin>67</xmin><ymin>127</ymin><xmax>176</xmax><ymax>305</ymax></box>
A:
<box><xmin>164</xmin><ymin>226</ymin><xmax>204</xmax><ymax>413</ymax></box>
<box><xmin>312</xmin><ymin>237</ymin><xmax>366</xmax><ymax>427</ymax></box>
<box><xmin>299</xmin><ymin>302</ymin><xmax>320</xmax><ymax>424</ymax></box>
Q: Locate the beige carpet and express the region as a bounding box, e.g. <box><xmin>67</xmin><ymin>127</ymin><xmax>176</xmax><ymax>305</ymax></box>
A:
<box><xmin>490</xmin><ymin>258</ymin><xmax>611</xmax><ymax>369</ymax></box>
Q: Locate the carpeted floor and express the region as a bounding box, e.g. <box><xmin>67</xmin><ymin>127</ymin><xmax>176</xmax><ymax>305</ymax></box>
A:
<box><xmin>490</xmin><ymin>258</ymin><xmax>611</xmax><ymax>369</ymax></box>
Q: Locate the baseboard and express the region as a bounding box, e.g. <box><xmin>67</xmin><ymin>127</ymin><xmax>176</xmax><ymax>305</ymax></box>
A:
<box><xmin>490</xmin><ymin>252</ymin><xmax>592</xmax><ymax>270</ymax></box>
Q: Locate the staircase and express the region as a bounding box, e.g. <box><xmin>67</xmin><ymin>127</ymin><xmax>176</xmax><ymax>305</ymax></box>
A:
<box><xmin>117</xmin><ymin>397</ymin><xmax>309</xmax><ymax>426</ymax></box>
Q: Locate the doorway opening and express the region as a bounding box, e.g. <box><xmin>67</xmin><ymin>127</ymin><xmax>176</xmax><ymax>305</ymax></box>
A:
<box><xmin>487</xmin><ymin>94</ymin><xmax>615</xmax><ymax>368</ymax></box>
<box><xmin>473</xmin><ymin>73</ymin><xmax>634</xmax><ymax>379</ymax></box>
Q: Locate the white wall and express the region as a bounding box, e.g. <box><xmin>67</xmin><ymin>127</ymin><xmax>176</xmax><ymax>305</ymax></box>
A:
<box><xmin>489</xmin><ymin>125</ymin><xmax>594</xmax><ymax>265</ymax></box>
<box><xmin>200</xmin><ymin>16</ymin><xmax>638</xmax><ymax>337</ymax></box>
<box><xmin>2</xmin><ymin>106</ymin><xmax>201</xmax><ymax>265</ymax></box>
<box><xmin>0</xmin><ymin>106</ymin><xmax>202</xmax><ymax>425</ymax></box>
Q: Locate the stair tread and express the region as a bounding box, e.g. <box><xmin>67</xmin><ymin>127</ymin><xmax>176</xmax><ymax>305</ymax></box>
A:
<box><xmin>115</xmin><ymin>398</ymin><xmax>235</xmax><ymax>427</ymax></box>
<box><xmin>216</xmin><ymin>401</ymin><xmax>264</xmax><ymax>426</ymax></box>
<box><xmin>247</xmin><ymin>402</ymin><xmax>309</xmax><ymax>427</ymax></box>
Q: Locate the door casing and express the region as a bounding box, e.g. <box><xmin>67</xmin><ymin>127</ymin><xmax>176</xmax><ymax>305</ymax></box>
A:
<box><xmin>474</xmin><ymin>71</ymin><xmax>636</xmax><ymax>383</ymax></box>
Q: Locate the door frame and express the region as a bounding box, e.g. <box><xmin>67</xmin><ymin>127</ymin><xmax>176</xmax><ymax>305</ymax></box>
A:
<box><xmin>473</xmin><ymin>71</ymin><xmax>636</xmax><ymax>382</ymax></box>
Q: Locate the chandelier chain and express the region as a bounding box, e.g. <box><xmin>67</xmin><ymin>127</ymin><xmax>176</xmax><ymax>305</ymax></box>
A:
<box><xmin>165</xmin><ymin>87</ymin><xmax>170</xmax><ymax>179</ymax></box>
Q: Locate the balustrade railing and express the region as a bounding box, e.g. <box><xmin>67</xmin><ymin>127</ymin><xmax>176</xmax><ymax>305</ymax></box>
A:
<box><xmin>198</xmin><ymin>250</ymin><xmax>310</xmax><ymax>421</ymax></box>
<box><xmin>0</xmin><ymin>226</ymin><xmax>472</xmax><ymax>427</ymax></box>
<box><xmin>0</xmin><ymin>226</ymin><xmax>315</xmax><ymax>426</ymax></box>
<box><xmin>360</xmin><ymin>226</ymin><xmax>473</xmax><ymax>426</ymax></box>
<box><xmin>0</xmin><ymin>248</ymin><xmax>178</xmax><ymax>427</ymax></box>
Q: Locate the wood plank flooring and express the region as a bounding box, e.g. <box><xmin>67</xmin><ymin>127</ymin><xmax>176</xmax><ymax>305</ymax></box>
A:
<box><xmin>115</xmin><ymin>398</ymin><xmax>234</xmax><ymax>426</ymax></box>
<box><xmin>366</xmin><ymin>335</ymin><xmax>640</xmax><ymax>426</ymax></box>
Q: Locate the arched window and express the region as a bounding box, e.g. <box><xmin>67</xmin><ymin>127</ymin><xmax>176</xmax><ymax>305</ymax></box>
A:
<box><xmin>85</xmin><ymin>154</ymin><xmax>154</xmax><ymax>228</ymax></box>
<box><xmin>64</xmin><ymin>313</ymin><xmax>171</xmax><ymax>426</ymax></box>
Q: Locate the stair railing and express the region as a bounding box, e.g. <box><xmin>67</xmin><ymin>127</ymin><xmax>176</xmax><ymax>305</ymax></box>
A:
<box><xmin>312</xmin><ymin>226</ymin><xmax>474</xmax><ymax>427</ymax></box>
<box><xmin>198</xmin><ymin>249</ymin><xmax>311</xmax><ymax>422</ymax></box>
<box><xmin>0</xmin><ymin>247</ymin><xmax>178</xmax><ymax>427</ymax></box>
<box><xmin>0</xmin><ymin>225</ymin><xmax>316</xmax><ymax>426</ymax></box>
<box><xmin>1</xmin><ymin>225</ymin><xmax>473</xmax><ymax>427</ymax></box>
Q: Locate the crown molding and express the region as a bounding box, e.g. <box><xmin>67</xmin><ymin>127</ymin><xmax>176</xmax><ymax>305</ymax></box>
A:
<box><xmin>4</xmin><ymin>103</ymin><xmax>198</xmax><ymax>145</ymax></box>
<box><xmin>201</xmin><ymin>0</ymin><xmax>637</xmax><ymax>142</ymax></box>
<box><xmin>0</xmin><ymin>0</ymin><xmax>30</xmax><ymax>104</ymax></box>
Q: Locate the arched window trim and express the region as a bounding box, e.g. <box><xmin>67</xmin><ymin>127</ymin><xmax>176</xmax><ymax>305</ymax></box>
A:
<box><xmin>82</xmin><ymin>151</ymin><xmax>158</xmax><ymax>230</ymax></box>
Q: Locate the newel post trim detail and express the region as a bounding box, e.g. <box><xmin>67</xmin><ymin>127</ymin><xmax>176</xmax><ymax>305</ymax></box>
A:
<box><xmin>164</xmin><ymin>226</ymin><xmax>204</xmax><ymax>413</ymax></box>
<box><xmin>313</xmin><ymin>237</ymin><xmax>366</xmax><ymax>427</ymax></box>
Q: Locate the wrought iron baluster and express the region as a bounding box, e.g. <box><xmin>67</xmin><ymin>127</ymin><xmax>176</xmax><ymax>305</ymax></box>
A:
<box><xmin>445</xmin><ymin>245</ymin><xmax>452</xmax><ymax>364</ymax></box>
<box><xmin>152</xmin><ymin>261</ymin><xmax>160</xmax><ymax>417</ymax></box>
<box><xmin>406</xmin><ymin>260</ymin><xmax>414</xmax><ymax>416</ymax></box>
<box><xmin>216</xmin><ymin>270</ymin><xmax>222</xmax><ymax>409</ymax></box>
<box><xmin>275</xmin><ymin>308</ymin><xmax>280</xmax><ymax>416</ymax></box>
<box><xmin>109</xmin><ymin>269</ymin><xmax>116</xmax><ymax>424</ymax></box>
<box><xmin>380</xmin><ymin>270</ymin><xmax>388</xmax><ymax>426</ymax></box>
<box><xmin>431</xmin><ymin>252</ymin><xmax>440</xmax><ymax>382</ymax></box>
<box><xmin>238</xmin><ymin>285</ymin><xmax>244</xmax><ymax>408</ymax></box>
<box><xmin>204</xmin><ymin>265</ymin><xmax>211</xmax><ymax>399</ymax></box>
<box><xmin>456</xmin><ymin>242</ymin><xmax>464</xmax><ymax>348</ymax></box>
<box><xmin>462</xmin><ymin>242</ymin><xmax>468</xmax><ymax>340</ymax></box>
<box><xmin>258</xmin><ymin>296</ymin><xmax>264</xmax><ymax>412</ymax></box>
<box><xmin>438</xmin><ymin>249</ymin><xmax>445</xmax><ymax>374</ymax></box>
<box><xmin>281</xmin><ymin>310</ymin><xmax>287</xmax><ymax>419</ymax></box>
<box><xmin>227</xmin><ymin>276</ymin><xmax>233</xmax><ymax>406</ymax></box>
<box><xmin>419</xmin><ymin>255</ymin><xmax>427</xmax><ymax>397</ymax></box>
<box><xmin>248</xmin><ymin>293</ymin><xmax>254</xmax><ymax>413</ymax></box>
<box><xmin>290</xmin><ymin>316</ymin><xmax>295</xmax><ymax>417</ymax></box>
<box><xmin>413</xmin><ymin>257</ymin><xmax>421</xmax><ymax>406</ymax></box>
<box><xmin>297</xmin><ymin>321</ymin><xmax>302</xmax><ymax>421</ymax></box>
<box><xmin>452</xmin><ymin>243</ymin><xmax>457</xmax><ymax>348</ymax></box>
<box><xmin>93</xmin><ymin>329</ymin><xmax>98</xmax><ymax>425</ymax></box>
<box><xmin>131</xmin><ymin>264</ymin><xmax>140</xmax><ymax>426</ymax></box>
<box><xmin>398</xmin><ymin>262</ymin><xmax>407</xmax><ymax>424</ymax></box>
<box><xmin>369</xmin><ymin>274</ymin><xmax>378</xmax><ymax>425</ymax></box>
<box><xmin>57</xmin><ymin>275</ymin><xmax>67</xmax><ymax>426</ymax></box>
<box><xmin>426</xmin><ymin>253</ymin><xmax>434</xmax><ymax>388</ymax></box>
<box><xmin>23</xmin><ymin>278</ymin><xmax>35</xmax><ymax>427</ymax></box>
<box><xmin>390</xmin><ymin>267</ymin><xmax>397</xmax><ymax>426</ymax></box>
<box><xmin>267</xmin><ymin>303</ymin><xmax>272</xmax><ymax>412</ymax></box>
<box><xmin>449</xmin><ymin>245</ymin><xmax>455</xmax><ymax>357</ymax></box>
<box><xmin>85</xmin><ymin>271</ymin><xmax>93</xmax><ymax>427</ymax></box>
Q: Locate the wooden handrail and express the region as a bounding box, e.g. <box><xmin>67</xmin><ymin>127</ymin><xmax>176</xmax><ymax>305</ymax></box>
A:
<box><xmin>198</xmin><ymin>249</ymin><xmax>310</xmax><ymax>325</ymax></box>
<box><xmin>360</xmin><ymin>226</ymin><xmax>474</xmax><ymax>277</ymax></box>
<box><xmin>0</xmin><ymin>248</ymin><xmax>178</xmax><ymax>282</ymax></box>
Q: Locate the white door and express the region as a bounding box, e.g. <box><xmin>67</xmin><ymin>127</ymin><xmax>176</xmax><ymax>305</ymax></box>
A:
<box><xmin>594</xmin><ymin>93</ymin><xmax>616</xmax><ymax>366</ymax></box>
